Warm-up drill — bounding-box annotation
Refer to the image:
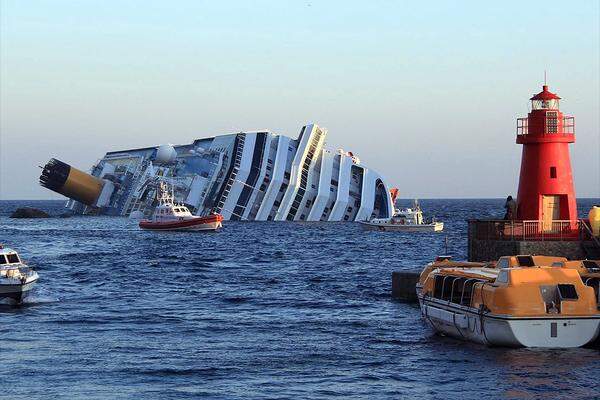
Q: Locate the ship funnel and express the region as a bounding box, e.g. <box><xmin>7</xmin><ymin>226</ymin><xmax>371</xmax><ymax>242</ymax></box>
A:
<box><xmin>39</xmin><ymin>158</ymin><xmax>105</xmax><ymax>206</ymax></box>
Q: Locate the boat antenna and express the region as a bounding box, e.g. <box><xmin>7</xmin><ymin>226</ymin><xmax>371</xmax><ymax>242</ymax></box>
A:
<box><xmin>544</xmin><ymin>69</ymin><xmax>547</xmax><ymax>85</ymax></box>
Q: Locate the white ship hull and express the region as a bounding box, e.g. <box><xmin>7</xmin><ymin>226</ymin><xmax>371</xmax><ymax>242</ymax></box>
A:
<box><xmin>419</xmin><ymin>296</ymin><xmax>600</xmax><ymax>348</ymax></box>
<box><xmin>360</xmin><ymin>220</ymin><xmax>443</xmax><ymax>232</ymax></box>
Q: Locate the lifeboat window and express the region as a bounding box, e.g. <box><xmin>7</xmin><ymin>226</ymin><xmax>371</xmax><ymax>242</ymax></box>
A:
<box><xmin>433</xmin><ymin>275</ymin><xmax>444</xmax><ymax>299</ymax></box>
<box><xmin>496</xmin><ymin>270</ymin><xmax>509</xmax><ymax>284</ymax></box>
<box><xmin>441</xmin><ymin>276</ymin><xmax>455</xmax><ymax>301</ymax></box>
<box><xmin>583</xmin><ymin>260</ymin><xmax>600</xmax><ymax>273</ymax></box>
<box><xmin>557</xmin><ymin>284</ymin><xmax>578</xmax><ymax>301</ymax></box>
<box><xmin>6</xmin><ymin>254</ymin><xmax>19</xmax><ymax>264</ymax></box>
<box><xmin>516</xmin><ymin>256</ymin><xmax>535</xmax><ymax>267</ymax></box>
<box><xmin>461</xmin><ymin>279</ymin><xmax>480</xmax><ymax>307</ymax></box>
<box><xmin>0</xmin><ymin>255</ymin><xmax>6</xmax><ymax>264</ymax></box>
<box><xmin>496</xmin><ymin>258</ymin><xmax>509</xmax><ymax>269</ymax></box>
<box><xmin>451</xmin><ymin>278</ymin><xmax>466</xmax><ymax>303</ymax></box>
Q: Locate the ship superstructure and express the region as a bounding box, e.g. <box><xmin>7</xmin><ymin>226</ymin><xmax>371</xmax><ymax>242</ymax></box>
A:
<box><xmin>41</xmin><ymin>123</ymin><xmax>393</xmax><ymax>221</ymax></box>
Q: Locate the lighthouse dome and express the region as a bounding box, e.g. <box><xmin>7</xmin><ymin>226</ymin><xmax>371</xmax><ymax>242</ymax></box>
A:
<box><xmin>530</xmin><ymin>85</ymin><xmax>560</xmax><ymax>110</ymax></box>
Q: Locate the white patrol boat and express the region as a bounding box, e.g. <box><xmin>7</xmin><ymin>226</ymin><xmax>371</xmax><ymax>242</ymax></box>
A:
<box><xmin>0</xmin><ymin>245</ymin><xmax>39</xmax><ymax>303</ymax></box>
<box><xmin>139</xmin><ymin>181</ymin><xmax>223</xmax><ymax>231</ymax></box>
<box><xmin>360</xmin><ymin>199</ymin><xmax>443</xmax><ymax>232</ymax></box>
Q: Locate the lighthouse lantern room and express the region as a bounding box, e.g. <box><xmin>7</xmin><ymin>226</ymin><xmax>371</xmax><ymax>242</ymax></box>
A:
<box><xmin>515</xmin><ymin>85</ymin><xmax>577</xmax><ymax>230</ymax></box>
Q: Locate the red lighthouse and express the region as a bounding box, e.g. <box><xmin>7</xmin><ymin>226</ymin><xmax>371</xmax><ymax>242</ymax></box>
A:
<box><xmin>515</xmin><ymin>85</ymin><xmax>577</xmax><ymax>228</ymax></box>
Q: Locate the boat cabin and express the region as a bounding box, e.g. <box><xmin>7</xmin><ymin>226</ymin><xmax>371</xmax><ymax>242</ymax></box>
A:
<box><xmin>0</xmin><ymin>247</ymin><xmax>26</xmax><ymax>279</ymax></box>
<box><xmin>153</xmin><ymin>204</ymin><xmax>193</xmax><ymax>219</ymax></box>
<box><xmin>0</xmin><ymin>247</ymin><xmax>21</xmax><ymax>266</ymax></box>
<box><xmin>392</xmin><ymin>208</ymin><xmax>423</xmax><ymax>225</ymax></box>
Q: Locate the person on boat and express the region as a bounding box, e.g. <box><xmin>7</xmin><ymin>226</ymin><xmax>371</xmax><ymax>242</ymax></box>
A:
<box><xmin>504</xmin><ymin>196</ymin><xmax>517</xmax><ymax>220</ymax></box>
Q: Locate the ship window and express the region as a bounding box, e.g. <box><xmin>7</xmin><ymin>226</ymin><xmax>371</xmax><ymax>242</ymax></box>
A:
<box><xmin>557</xmin><ymin>284</ymin><xmax>578</xmax><ymax>300</ymax></box>
<box><xmin>550</xmin><ymin>167</ymin><xmax>557</xmax><ymax>179</ymax></box>
<box><xmin>0</xmin><ymin>255</ymin><xmax>6</xmax><ymax>264</ymax></box>
<box><xmin>343</xmin><ymin>215</ymin><xmax>349</xmax><ymax>221</ymax></box>
<box><xmin>7</xmin><ymin>254</ymin><xmax>19</xmax><ymax>264</ymax></box>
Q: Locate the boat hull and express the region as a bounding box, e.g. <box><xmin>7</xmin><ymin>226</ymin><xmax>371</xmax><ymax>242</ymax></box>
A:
<box><xmin>139</xmin><ymin>215</ymin><xmax>223</xmax><ymax>231</ymax></box>
<box><xmin>419</xmin><ymin>296</ymin><xmax>600</xmax><ymax>348</ymax></box>
<box><xmin>360</xmin><ymin>221</ymin><xmax>443</xmax><ymax>232</ymax></box>
<box><xmin>0</xmin><ymin>278</ymin><xmax>38</xmax><ymax>303</ymax></box>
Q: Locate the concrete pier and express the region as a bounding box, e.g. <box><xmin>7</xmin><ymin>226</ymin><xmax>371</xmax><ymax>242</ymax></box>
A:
<box><xmin>391</xmin><ymin>271</ymin><xmax>420</xmax><ymax>302</ymax></box>
<box><xmin>467</xmin><ymin>220</ymin><xmax>600</xmax><ymax>261</ymax></box>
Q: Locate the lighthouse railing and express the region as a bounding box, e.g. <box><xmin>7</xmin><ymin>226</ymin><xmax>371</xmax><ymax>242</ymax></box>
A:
<box><xmin>469</xmin><ymin>219</ymin><xmax>581</xmax><ymax>241</ymax></box>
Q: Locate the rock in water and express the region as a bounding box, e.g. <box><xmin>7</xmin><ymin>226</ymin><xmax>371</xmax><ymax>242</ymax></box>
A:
<box><xmin>10</xmin><ymin>207</ymin><xmax>51</xmax><ymax>218</ymax></box>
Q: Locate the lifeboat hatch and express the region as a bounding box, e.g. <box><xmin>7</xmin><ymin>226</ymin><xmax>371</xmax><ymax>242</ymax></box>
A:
<box><xmin>540</xmin><ymin>285</ymin><xmax>561</xmax><ymax>314</ymax></box>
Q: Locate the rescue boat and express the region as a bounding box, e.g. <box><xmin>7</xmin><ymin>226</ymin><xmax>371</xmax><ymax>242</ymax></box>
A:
<box><xmin>139</xmin><ymin>182</ymin><xmax>223</xmax><ymax>231</ymax></box>
<box><xmin>417</xmin><ymin>255</ymin><xmax>600</xmax><ymax>348</ymax></box>
<box><xmin>360</xmin><ymin>199</ymin><xmax>443</xmax><ymax>232</ymax></box>
<box><xmin>0</xmin><ymin>245</ymin><xmax>39</xmax><ymax>303</ymax></box>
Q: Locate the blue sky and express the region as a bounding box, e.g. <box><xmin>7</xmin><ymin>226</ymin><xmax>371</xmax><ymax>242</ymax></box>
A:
<box><xmin>1</xmin><ymin>0</ymin><xmax>599</xmax><ymax>199</ymax></box>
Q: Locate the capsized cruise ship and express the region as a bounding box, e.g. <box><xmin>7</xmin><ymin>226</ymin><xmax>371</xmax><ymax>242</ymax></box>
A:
<box><xmin>40</xmin><ymin>123</ymin><xmax>393</xmax><ymax>221</ymax></box>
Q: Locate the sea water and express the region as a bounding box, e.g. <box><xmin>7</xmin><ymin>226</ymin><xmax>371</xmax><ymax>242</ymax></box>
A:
<box><xmin>1</xmin><ymin>199</ymin><xmax>599</xmax><ymax>399</ymax></box>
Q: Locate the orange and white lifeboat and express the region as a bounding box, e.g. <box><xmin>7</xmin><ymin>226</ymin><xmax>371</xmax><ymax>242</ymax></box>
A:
<box><xmin>417</xmin><ymin>255</ymin><xmax>600</xmax><ymax>348</ymax></box>
<box><xmin>139</xmin><ymin>182</ymin><xmax>223</xmax><ymax>232</ymax></box>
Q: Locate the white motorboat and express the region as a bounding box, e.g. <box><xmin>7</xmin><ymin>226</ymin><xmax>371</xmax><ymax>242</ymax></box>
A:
<box><xmin>0</xmin><ymin>245</ymin><xmax>39</xmax><ymax>303</ymax></box>
<box><xmin>360</xmin><ymin>200</ymin><xmax>443</xmax><ymax>232</ymax></box>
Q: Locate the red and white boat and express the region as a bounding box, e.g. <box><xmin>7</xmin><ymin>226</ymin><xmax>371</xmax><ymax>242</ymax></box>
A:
<box><xmin>139</xmin><ymin>182</ymin><xmax>223</xmax><ymax>231</ymax></box>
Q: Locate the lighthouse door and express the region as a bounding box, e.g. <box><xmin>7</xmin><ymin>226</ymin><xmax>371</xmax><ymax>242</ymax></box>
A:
<box><xmin>542</xmin><ymin>195</ymin><xmax>561</xmax><ymax>232</ymax></box>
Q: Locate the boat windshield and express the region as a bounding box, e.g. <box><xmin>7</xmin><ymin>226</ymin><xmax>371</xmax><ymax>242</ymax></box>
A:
<box><xmin>6</xmin><ymin>254</ymin><xmax>19</xmax><ymax>264</ymax></box>
<box><xmin>0</xmin><ymin>255</ymin><xmax>6</xmax><ymax>264</ymax></box>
